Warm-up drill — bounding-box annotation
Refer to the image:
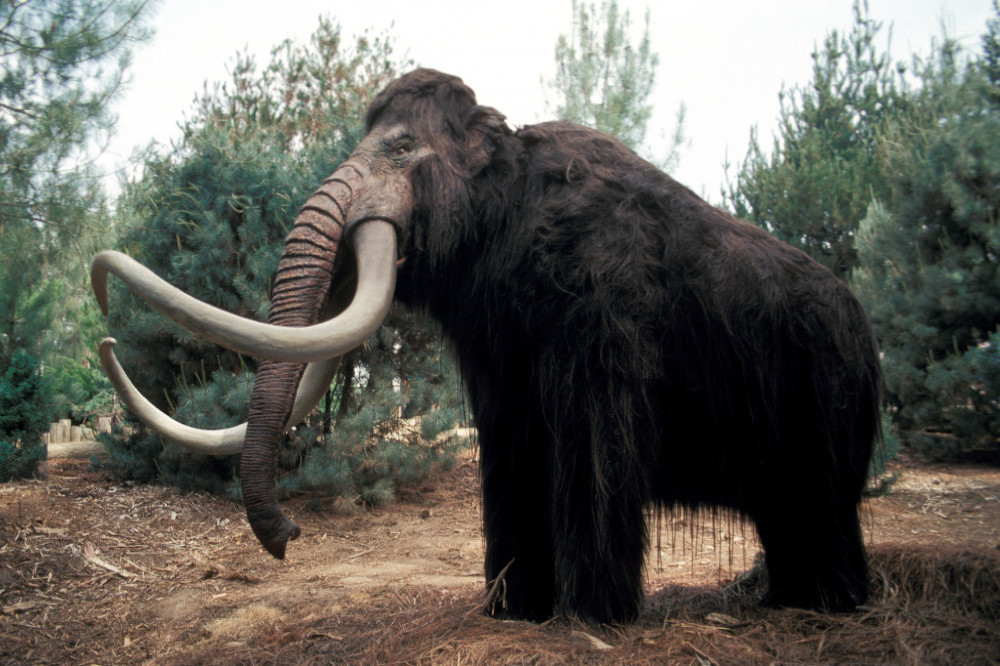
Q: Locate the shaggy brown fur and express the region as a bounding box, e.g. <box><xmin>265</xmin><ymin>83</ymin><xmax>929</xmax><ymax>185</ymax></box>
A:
<box><xmin>355</xmin><ymin>69</ymin><xmax>881</xmax><ymax>624</ymax></box>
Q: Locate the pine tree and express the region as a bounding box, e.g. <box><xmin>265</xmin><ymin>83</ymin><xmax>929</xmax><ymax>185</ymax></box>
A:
<box><xmin>852</xmin><ymin>26</ymin><xmax>1000</xmax><ymax>457</ymax></box>
<box><xmin>102</xmin><ymin>19</ymin><xmax>467</xmax><ymax>504</ymax></box>
<box><xmin>0</xmin><ymin>0</ymin><xmax>153</xmax><ymax>479</ymax></box>
<box><xmin>0</xmin><ymin>224</ymin><xmax>57</xmax><ymax>480</ymax></box>
<box><xmin>546</xmin><ymin>0</ymin><xmax>685</xmax><ymax>169</ymax></box>
<box><xmin>0</xmin><ymin>350</ymin><xmax>51</xmax><ymax>482</ymax></box>
<box><xmin>983</xmin><ymin>0</ymin><xmax>1000</xmax><ymax>86</ymax></box>
<box><xmin>725</xmin><ymin>1</ymin><xmax>903</xmax><ymax>279</ymax></box>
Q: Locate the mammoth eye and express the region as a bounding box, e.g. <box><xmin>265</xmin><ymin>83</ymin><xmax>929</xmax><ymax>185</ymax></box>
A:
<box><xmin>390</xmin><ymin>137</ymin><xmax>415</xmax><ymax>156</ymax></box>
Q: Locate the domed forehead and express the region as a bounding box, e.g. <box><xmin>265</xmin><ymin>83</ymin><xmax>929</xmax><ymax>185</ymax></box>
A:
<box><xmin>365</xmin><ymin>70</ymin><xmax>478</xmax><ymax>134</ymax></box>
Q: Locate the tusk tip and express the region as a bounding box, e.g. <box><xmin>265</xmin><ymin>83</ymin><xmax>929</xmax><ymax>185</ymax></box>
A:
<box><xmin>91</xmin><ymin>252</ymin><xmax>113</xmax><ymax>316</ymax></box>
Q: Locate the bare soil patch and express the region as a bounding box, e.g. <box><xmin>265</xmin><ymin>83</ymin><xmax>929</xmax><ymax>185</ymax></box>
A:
<box><xmin>1</xmin><ymin>449</ymin><xmax>998</xmax><ymax>664</ymax></box>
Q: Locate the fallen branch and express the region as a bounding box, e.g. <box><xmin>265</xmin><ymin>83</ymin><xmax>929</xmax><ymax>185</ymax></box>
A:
<box><xmin>81</xmin><ymin>543</ymin><xmax>136</xmax><ymax>579</ymax></box>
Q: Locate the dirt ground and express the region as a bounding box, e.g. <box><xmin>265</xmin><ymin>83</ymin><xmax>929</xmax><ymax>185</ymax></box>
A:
<box><xmin>1</xmin><ymin>446</ymin><xmax>998</xmax><ymax>665</ymax></box>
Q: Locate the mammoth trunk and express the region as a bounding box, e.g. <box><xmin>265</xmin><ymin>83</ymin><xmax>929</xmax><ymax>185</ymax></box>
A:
<box><xmin>241</xmin><ymin>164</ymin><xmax>362</xmax><ymax>559</ymax></box>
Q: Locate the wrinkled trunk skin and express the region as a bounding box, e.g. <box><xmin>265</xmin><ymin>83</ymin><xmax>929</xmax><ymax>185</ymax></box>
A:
<box><xmin>241</xmin><ymin>163</ymin><xmax>365</xmax><ymax>559</ymax></box>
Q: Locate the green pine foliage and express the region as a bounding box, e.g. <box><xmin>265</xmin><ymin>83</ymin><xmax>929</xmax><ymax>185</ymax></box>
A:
<box><xmin>280</xmin><ymin>407</ymin><xmax>465</xmax><ymax>512</ymax></box>
<box><xmin>546</xmin><ymin>0</ymin><xmax>685</xmax><ymax>170</ymax></box>
<box><xmin>99</xmin><ymin>18</ymin><xmax>469</xmax><ymax>508</ymax></box>
<box><xmin>852</xmin><ymin>33</ymin><xmax>1000</xmax><ymax>456</ymax></box>
<box><xmin>867</xmin><ymin>409</ymin><xmax>902</xmax><ymax>494</ymax></box>
<box><xmin>273</xmin><ymin>307</ymin><xmax>468</xmax><ymax>509</ymax></box>
<box><xmin>0</xmin><ymin>0</ymin><xmax>154</xmax><ymax>442</ymax></box>
<box><xmin>726</xmin><ymin>3</ymin><xmax>1000</xmax><ymax>457</ymax></box>
<box><xmin>725</xmin><ymin>2</ymin><xmax>903</xmax><ymax>279</ymax></box>
<box><xmin>0</xmin><ymin>350</ymin><xmax>50</xmax><ymax>481</ymax></box>
<box><xmin>97</xmin><ymin>420</ymin><xmax>161</xmax><ymax>485</ymax></box>
<box><xmin>0</xmin><ymin>225</ymin><xmax>59</xmax><ymax>364</ymax></box>
<box><xmin>984</xmin><ymin>1</ymin><xmax>1000</xmax><ymax>88</ymax></box>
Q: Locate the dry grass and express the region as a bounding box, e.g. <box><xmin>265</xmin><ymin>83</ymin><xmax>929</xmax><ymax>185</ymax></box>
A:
<box><xmin>1</xmin><ymin>451</ymin><xmax>998</xmax><ymax>664</ymax></box>
<box><xmin>277</xmin><ymin>545</ymin><xmax>999</xmax><ymax>665</ymax></box>
<box><xmin>204</xmin><ymin>602</ymin><xmax>287</xmax><ymax>642</ymax></box>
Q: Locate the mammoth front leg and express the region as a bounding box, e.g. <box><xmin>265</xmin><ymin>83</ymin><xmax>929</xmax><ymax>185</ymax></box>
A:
<box><xmin>468</xmin><ymin>371</ymin><xmax>556</xmax><ymax>621</ymax></box>
<box><xmin>547</xmin><ymin>406</ymin><xmax>652</xmax><ymax>624</ymax></box>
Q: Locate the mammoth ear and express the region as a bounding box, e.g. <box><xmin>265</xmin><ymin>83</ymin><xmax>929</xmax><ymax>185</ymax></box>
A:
<box><xmin>463</xmin><ymin>105</ymin><xmax>508</xmax><ymax>175</ymax></box>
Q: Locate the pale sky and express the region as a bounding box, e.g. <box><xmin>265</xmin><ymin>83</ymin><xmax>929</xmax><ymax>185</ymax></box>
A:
<box><xmin>102</xmin><ymin>0</ymin><xmax>996</xmax><ymax>201</ymax></box>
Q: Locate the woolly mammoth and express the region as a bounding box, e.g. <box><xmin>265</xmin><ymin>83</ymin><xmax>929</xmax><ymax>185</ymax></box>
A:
<box><xmin>92</xmin><ymin>68</ymin><xmax>881</xmax><ymax>624</ymax></box>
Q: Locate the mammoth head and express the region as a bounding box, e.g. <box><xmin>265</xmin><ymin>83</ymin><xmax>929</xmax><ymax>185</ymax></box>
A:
<box><xmin>360</xmin><ymin>69</ymin><xmax>509</xmax><ymax>265</ymax></box>
<box><xmin>92</xmin><ymin>69</ymin><xmax>509</xmax><ymax>559</ymax></box>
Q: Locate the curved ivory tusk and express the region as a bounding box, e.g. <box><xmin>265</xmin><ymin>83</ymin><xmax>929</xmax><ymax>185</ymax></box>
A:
<box><xmin>92</xmin><ymin>220</ymin><xmax>397</xmax><ymax>363</ymax></box>
<box><xmin>98</xmin><ymin>338</ymin><xmax>341</xmax><ymax>454</ymax></box>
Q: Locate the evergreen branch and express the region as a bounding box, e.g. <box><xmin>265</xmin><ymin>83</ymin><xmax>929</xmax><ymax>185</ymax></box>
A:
<box><xmin>0</xmin><ymin>100</ymin><xmax>41</xmax><ymax>120</ymax></box>
<box><xmin>0</xmin><ymin>0</ymin><xmax>31</xmax><ymax>37</ymax></box>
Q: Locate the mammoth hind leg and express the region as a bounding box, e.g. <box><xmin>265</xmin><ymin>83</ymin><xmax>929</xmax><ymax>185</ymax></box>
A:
<box><xmin>750</xmin><ymin>367</ymin><xmax>873</xmax><ymax>612</ymax></box>
<box><xmin>752</xmin><ymin>487</ymin><xmax>868</xmax><ymax>612</ymax></box>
